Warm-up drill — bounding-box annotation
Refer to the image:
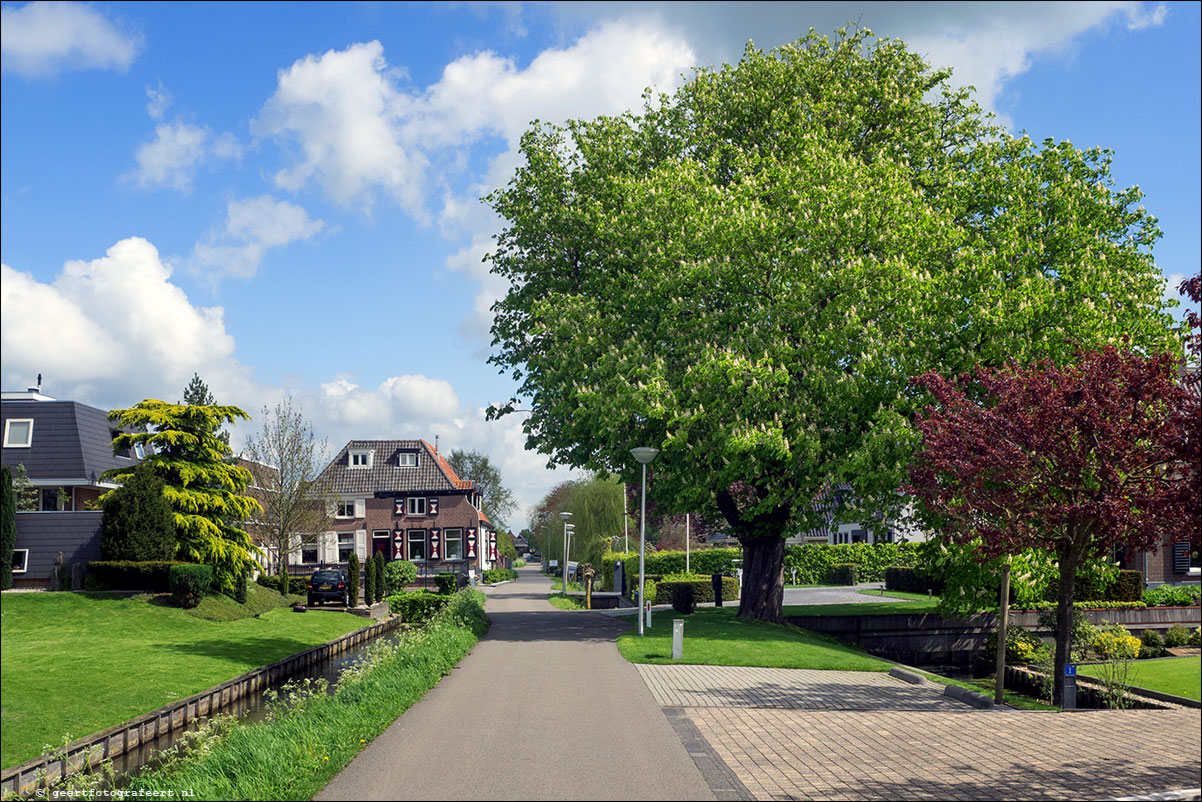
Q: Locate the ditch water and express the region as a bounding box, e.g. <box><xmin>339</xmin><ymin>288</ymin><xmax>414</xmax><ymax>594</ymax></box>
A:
<box><xmin>56</xmin><ymin>625</ymin><xmax>403</xmax><ymax>792</ymax></box>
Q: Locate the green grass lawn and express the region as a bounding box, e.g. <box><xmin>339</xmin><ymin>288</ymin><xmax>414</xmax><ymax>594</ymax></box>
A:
<box><xmin>783</xmin><ymin>596</ymin><xmax>942</xmax><ymax>616</ymax></box>
<box><xmin>1078</xmin><ymin>656</ymin><xmax>1201</xmax><ymax>701</ymax></box>
<box><xmin>0</xmin><ymin>590</ymin><xmax>367</xmax><ymax>768</ymax></box>
<box><xmin>616</xmin><ymin>606</ymin><xmax>891</xmax><ymax>671</ymax></box>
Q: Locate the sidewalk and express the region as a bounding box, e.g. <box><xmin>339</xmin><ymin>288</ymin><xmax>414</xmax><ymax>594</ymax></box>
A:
<box><xmin>315</xmin><ymin>566</ymin><xmax>714</xmax><ymax>801</ymax></box>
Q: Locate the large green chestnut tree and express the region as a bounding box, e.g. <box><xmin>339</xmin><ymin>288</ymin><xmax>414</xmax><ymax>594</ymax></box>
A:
<box><xmin>485</xmin><ymin>27</ymin><xmax>1179</xmax><ymax>622</ymax></box>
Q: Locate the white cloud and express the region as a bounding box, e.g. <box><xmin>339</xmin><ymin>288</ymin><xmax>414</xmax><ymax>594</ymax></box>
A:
<box><xmin>193</xmin><ymin>195</ymin><xmax>324</xmax><ymax>281</ymax></box>
<box><xmin>1</xmin><ymin>1</ymin><xmax>142</xmax><ymax>77</ymax></box>
<box><xmin>146</xmin><ymin>83</ymin><xmax>171</xmax><ymax>121</ymax></box>
<box><xmin>253</xmin><ymin>41</ymin><xmax>427</xmax><ymax>217</ymax></box>
<box><xmin>126</xmin><ymin>121</ymin><xmax>243</xmax><ymax>193</ymax></box>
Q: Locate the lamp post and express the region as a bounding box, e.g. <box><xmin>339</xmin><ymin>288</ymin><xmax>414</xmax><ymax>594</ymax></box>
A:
<box><xmin>630</xmin><ymin>446</ymin><xmax>659</xmax><ymax>636</ymax></box>
<box><xmin>563</xmin><ymin>523</ymin><xmax>575</xmax><ymax>593</ymax></box>
<box><xmin>558</xmin><ymin>511</ymin><xmax>572</xmax><ymax>596</ymax></box>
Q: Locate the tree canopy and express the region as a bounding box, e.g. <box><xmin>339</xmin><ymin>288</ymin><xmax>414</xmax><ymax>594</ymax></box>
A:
<box><xmin>445</xmin><ymin>449</ymin><xmax>517</xmax><ymax>529</ymax></box>
<box><xmin>104</xmin><ymin>399</ymin><xmax>260</xmax><ymax>593</ymax></box>
<box><xmin>485</xmin><ymin>26</ymin><xmax>1179</xmax><ymax>620</ymax></box>
<box><xmin>529</xmin><ymin>475</ymin><xmax>625</xmax><ymax>569</ymax></box>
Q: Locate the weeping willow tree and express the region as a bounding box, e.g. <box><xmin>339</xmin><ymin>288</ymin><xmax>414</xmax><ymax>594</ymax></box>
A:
<box><xmin>532</xmin><ymin>476</ymin><xmax>625</xmax><ymax>568</ymax></box>
<box><xmin>104</xmin><ymin>400</ymin><xmax>262</xmax><ymax>593</ymax></box>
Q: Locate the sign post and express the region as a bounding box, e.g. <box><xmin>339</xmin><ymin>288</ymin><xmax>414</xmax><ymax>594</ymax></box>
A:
<box><xmin>1064</xmin><ymin>664</ymin><xmax>1077</xmax><ymax>710</ymax></box>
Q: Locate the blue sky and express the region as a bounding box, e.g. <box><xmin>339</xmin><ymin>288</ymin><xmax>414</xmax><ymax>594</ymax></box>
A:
<box><xmin>2</xmin><ymin>1</ymin><xmax>1199</xmax><ymax>524</ymax></box>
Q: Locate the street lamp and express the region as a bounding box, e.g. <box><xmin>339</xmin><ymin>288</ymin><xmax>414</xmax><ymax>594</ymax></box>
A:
<box><xmin>559</xmin><ymin>511</ymin><xmax>572</xmax><ymax>596</ymax></box>
<box><xmin>630</xmin><ymin>446</ymin><xmax>659</xmax><ymax>636</ymax></box>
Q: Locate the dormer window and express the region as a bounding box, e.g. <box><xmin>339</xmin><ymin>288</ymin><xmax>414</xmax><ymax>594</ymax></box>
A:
<box><xmin>3</xmin><ymin>419</ymin><xmax>33</xmax><ymax>447</ymax></box>
<box><xmin>349</xmin><ymin>449</ymin><xmax>373</xmax><ymax>469</ymax></box>
<box><xmin>398</xmin><ymin>451</ymin><xmax>418</xmax><ymax>467</ymax></box>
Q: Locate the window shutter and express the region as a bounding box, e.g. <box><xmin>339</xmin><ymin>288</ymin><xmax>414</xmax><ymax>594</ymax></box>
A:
<box><xmin>1172</xmin><ymin>543</ymin><xmax>1191</xmax><ymax>574</ymax></box>
<box><xmin>354</xmin><ymin>498</ymin><xmax>366</xmax><ymax>518</ymax></box>
<box><xmin>356</xmin><ymin>529</ymin><xmax>367</xmax><ymax>560</ymax></box>
<box><xmin>429</xmin><ymin>528</ymin><xmax>441</xmax><ymax>560</ymax></box>
<box><xmin>326</xmin><ymin>500</ymin><xmax>336</xmax><ymax>517</ymax></box>
<box><xmin>395</xmin><ymin>498</ymin><xmax>404</xmax><ymax>516</ymax></box>
<box><xmin>428</xmin><ymin>497</ymin><xmax>438</xmax><ymax>516</ymax></box>
<box><xmin>323</xmin><ymin>532</ymin><xmax>338</xmax><ymax>564</ymax></box>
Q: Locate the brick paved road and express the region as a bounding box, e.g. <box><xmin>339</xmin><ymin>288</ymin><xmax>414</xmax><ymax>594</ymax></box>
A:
<box><xmin>639</xmin><ymin>665</ymin><xmax>1202</xmax><ymax>801</ymax></box>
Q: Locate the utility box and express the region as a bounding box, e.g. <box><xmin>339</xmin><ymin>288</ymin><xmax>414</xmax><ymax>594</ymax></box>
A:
<box><xmin>614</xmin><ymin>561</ymin><xmax>626</xmax><ymax>596</ymax></box>
<box><xmin>712</xmin><ymin>573</ymin><xmax>724</xmax><ymax>607</ymax></box>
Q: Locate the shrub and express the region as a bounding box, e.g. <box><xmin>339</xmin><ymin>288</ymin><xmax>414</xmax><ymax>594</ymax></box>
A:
<box><xmin>827</xmin><ymin>563</ymin><xmax>857</xmax><ymax>586</ymax></box>
<box><xmin>234</xmin><ymin>567</ymin><xmax>248</xmax><ymax>604</ymax></box>
<box><xmin>1105</xmin><ymin>570</ymin><xmax>1144</xmax><ymax>602</ymax></box>
<box><xmin>1164</xmin><ymin>624</ymin><xmax>1192</xmax><ymax>648</ymax></box>
<box><xmin>84</xmin><ymin>560</ymin><xmax>184</xmax><ymax>591</ymax></box>
<box><xmin>884</xmin><ymin>566</ymin><xmax>943</xmax><ymax>595</ymax></box>
<box><xmin>656</xmin><ymin>573</ymin><xmax>739</xmax><ymax>605</ymax></box>
<box><xmin>99</xmin><ymin>463</ymin><xmax>176</xmax><ymax>561</ymax></box>
<box><xmin>385</xmin><ymin>560</ymin><xmax>418</xmax><ymax>594</ymax></box>
<box><xmin>347</xmin><ymin>553</ymin><xmax>361</xmax><ymax>607</ymax></box>
<box><xmin>1190</xmin><ymin>627</ymin><xmax>1201</xmax><ymax>648</ymax></box>
<box><xmin>387</xmin><ymin>590</ymin><xmax>452</xmax><ymax>624</ymax></box>
<box><xmin>435</xmin><ymin>572</ymin><xmax>458</xmax><ymax>595</ymax></box>
<box><xmin>1142</xmin><ymin>584</ymin><xmax>1202</xmax><ymax>607</ymax></box>
<box><xmin>1038</xmin><ymin>609</ymin><xmax>1098</xmax><ymax>663</ymax></box>
<box><xmin>1</xmin><ymin>466</ymin><xmax>15</xmax><ymax>591</ymax></box>
<box><xmin>170</xmin><ymin>563</ymin><xmax>213</xmax><ymax>609</ymax></box>
<box><xmin>1138</xmin><ymin>629</ymin><xmax>1166</xmax><ymax>659</ymax></box>
<box><xmin>671</xmin><ymin>583</ymin><xmax>695</xmax><ymax>614</ymax></box>
<box><xmin>1092</xmin><ymin>623</ymin><xmax>1141</xmax><ymax>661</ymax></box>
<box><xmin>602</xmin><ymin>548</ymin><xmax>742</xmax><ymax>591</ymax></box>
<box><xmin>482</xmin><ymin>568</ymin><xmax>517</xmax><ymax>584</ymax></box>
<box><xmin>256</xmin><ymin>573</ymin><xmax>287</xmax><ymax>594</ymax></box>
<box><xmin>364</xmin><ymin>555</ymin><xmax>376</xmax><ymax>605</ymax></box>
<box><xmin>373</xmin><ymin>553</ymin><xmax>387</xmax><ymax>603</ymax></box>
<box><xmin>513</xmin><ymin>558</ymin><xmax>526</xmax><ymax>568</ymax></box>
<box><xmin>1015</xmin><ymin>600</ymin><xmax>1147</xmax><ymax>612</ymax></box>
<box><xmin>784</xmin><ymin>542</ymin><xmax>922</xmax><ymax>585</ymax></box>
<box><xmin>984</xmin><ymin>626</ymin><xmax>1049</xmax><ymax>664</ymax></box>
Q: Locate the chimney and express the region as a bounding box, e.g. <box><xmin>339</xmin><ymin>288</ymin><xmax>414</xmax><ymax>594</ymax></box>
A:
<box><xmin>434</xmin><ymin>434</ymin><xmax>439</xmax><ymax>453</ymax></box>
<box><xmin>28</xmin><ymin>373</ymin><xmax>42</xmax><ymax>394</ymax></box>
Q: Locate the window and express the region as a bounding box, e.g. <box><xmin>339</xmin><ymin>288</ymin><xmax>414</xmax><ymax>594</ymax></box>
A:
<box><xmin>134</xmin><ymin>443</ymin><xmax>146</xmax><ymax>459</ymax></box>
<box><xmin>407</xmin><ymin>529</ymin><xmax>427</xmax><ymax>562</ymax></box>
<box><xmin>372</xmin><ymin>530</ymin><xmax>391</xmax><ymax>558</ymax></box>
<box><xmin>444</xmin><ymin>528</ymin><xmax>463</xmax><ymax>560</ymax></box>
<box><xmin>12</xmin><ymin>549</ymin><xmax>28</xmax><ymax>574</ymax></box>
<box><xmin>336</xmin><ymin>500</ymin><xmax>356</xmax><ymax>519</ymax></box>
<box><xmin>398</xmin><ymin>451</ymin><xmax>418</xmax><ymax>467</ymax></box>
<box><xmin>301</xmin><ymin>545</ymin><xmax>319</xmax><ymax>564</ymax></box>
<box><xmin>349</xmin><ymin>449</ymin><xmax>372</xmax><ymax>469</ymax></box>
<box><xmin>40</xmin><ymin>488</ymin><xmax>69</xmax><ymax>511</ymax></box>
<box><xmin>406</xmin><ymin>497</ymin><xmax>427</xmax><ymax>516</ymax></box>
<box><xmin>111</xmin><ymin>430</ymin><xmax>131</xmax><ymax>458</ymax></box>
<box><xmin>3</xmin><ymin>419</ymin><xmax>32</xmax><ymax>448</ymax></box>
<box><xmin>338</xmin><ymin>532</ymin><xmax>354</xmax><ymax>563</ymax></box>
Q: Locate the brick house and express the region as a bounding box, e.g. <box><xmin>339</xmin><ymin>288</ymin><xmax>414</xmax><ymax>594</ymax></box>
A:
<box><xmin>295</xmin><ymin>439</ymin><xmax>499</xmax><ymax>582</ymax></box>
<box><xmin>1</xmin><ymin>384</ymin><xmax>148</xmax><ymax>585</ymax></box>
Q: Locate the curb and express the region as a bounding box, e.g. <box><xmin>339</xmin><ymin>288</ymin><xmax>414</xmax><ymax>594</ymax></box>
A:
<box><xmin>888</xmin><ymin>666</ymin><xmax>995</xmax><ymax>709</ymax></box>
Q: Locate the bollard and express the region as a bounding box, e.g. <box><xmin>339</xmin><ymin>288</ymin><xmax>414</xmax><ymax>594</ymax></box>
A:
<box><xmin>645</xmin><ymin>600</ymin><xmax>652</xmax><ymax>630</ymax></box>
<box><xmin>672</xmin><ymin>619</ymin><xmax>684</xmax><ymax>660</ymax></box>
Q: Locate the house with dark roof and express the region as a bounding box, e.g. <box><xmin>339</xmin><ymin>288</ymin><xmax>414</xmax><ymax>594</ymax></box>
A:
<box><xmin>1</xmin><ymin>384</ymin><xmax>148</xmax><ymax>585</ymax></box>
<box><xmin>297</xmin><ymin>439</ymin><xmax>499</xmax><ymax>582</ymax></box>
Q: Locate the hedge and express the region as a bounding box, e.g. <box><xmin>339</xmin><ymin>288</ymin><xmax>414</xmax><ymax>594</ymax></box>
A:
<box><xmin>170</xmin><ymin>563</ymin><xmax>212</xmax><ymax>608</ymax></box>
<box><xmin>387</xmin><ymin>590</ymin><xmax>453</xmax><ymax>624</ymax></box>
<box><xmin>482</xmin><ymin>568</ymin><xmax>517</xmax><ymax>584</ymax></box>
<box><xmin>255</xmin><ymin>573</ymin><xmax>291</xmax><ymax>594</ymax></box>
<box><xmin>84</xmin><ymin>560</ymin><xmax>188</xmax><ymax>591</ymax></box>
<box><xmin>885</xmin><ymin>566</ymin><xmax>944</xmax><ymax>595</ymax></box>
<box><xmin>1142</xmin><ymin>584</ymin><xmax>1202</xmax><ymax>607</ymax></box>
<box><xmin>1013</xmin><ymin>600</ymin><xmax>1148</xmax><ymax>612</ymax></box>
<box><xmin>784</xmin><ymin>542</ymin><xmax>921</xmax><ymax>585</ymax></box>
<box><xmin>671</xmin><ymin>583</ymin><xmax>695</xmax><ymax>614</ymax></box>
<box><xmin>827</xmin><ymin>563</ymin><xmax>857</xmax><ymax>586</ymax></box>
<box><xmin>435</xmin><ymin>572</ymin><xmax>457</xmax><ymax>595</ymax></box>
<box><xmin>602</xmin><ymin>548</ymin><xmax>741</xmax><ymax>591</ymax></box>
<box><xmin>656</xmin><ymin>574</ymin><xmax>739</xmax><ymax>605</ymax></box>
<box><xmin>1105</xmin><ymin>569</ymin><xmax>1144</xmax><ymax>602</ymax></box>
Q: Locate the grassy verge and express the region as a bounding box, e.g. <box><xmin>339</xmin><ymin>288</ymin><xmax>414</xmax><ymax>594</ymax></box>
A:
<box><xmin>855</xmin><ymin>589</ymin><xmax>936</xmax><ymax>602</ymax></box>
<box><xmin>1077</xmin><ymin>656</ymin><xmax>1201</xmax><ymax>701</ymax></box>
<box><xmin>187</xmin><ymin>583</ymin><xmax>303</xmax><ymax>621</ymax></box>
<box><xmin>616</xmin><ymin>607</ymin><xmax>890</xmax><ymax>671</ymax></box>
<box><xmin>547</xmin><ymin>595</ymin><xmax>586</xmax><ymax>610</ymax></box>
<box><xmin>0</xmin><ymin>591</ymin><xmax>365</xmax><ymax>768</ymax></box>
<box><xmin>909</xmin><ymin>670</ymin><xmax>1058</xmax><ymax>711</ymax></box>
<box><xmin>119</xmin><ymin>590</ymin><xmax>488</xmax><ymax>800</ymax></box>
<box><xmin>784</xmin><ymin>597</ymin><xmax>941</xmax><ymax>616</ymax></box>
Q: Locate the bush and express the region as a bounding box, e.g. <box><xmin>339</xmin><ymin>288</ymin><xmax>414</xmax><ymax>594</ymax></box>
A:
<box><xmin>385</xmin><ymin>560</ymin><xmax>418</xmax><ymax>594</ymax></box>
<box><xmin>671</xmin><ymin>583</ymin><xmax>696</xmax><ymax>614</ymax></box>
<box><xmin>984</xmin><ymin>626</ymin><xmax>1049</xmax><ymax>665</ymax></box>
<box><xmin>513</xmin><ymin>558</ymin><xmax>526</xmax><ymax>568</ymax></box>
<box><xmin>1138</xmin><ymin>628</ymin><xmax>1166</xmax><ymax>658</ymax></box>
<box><xmin>347</xmin><ymin>553</ymin><xmax>361</xmax><ymax>607</ymax></box>
<box><xmin>256</xmin><ymin>573</ymin><xmax>289</xmax><ymax>594</ymax></box>
<box><xmin>1164</xmin><ymin>624</ymin><xmax>1192</xmax><ymax>648</ymax></box>
<box><xmin>827</xmin><ymin>563</ymin><xmax>857</xmax><ymax>586</ymax></box>
<box><xmin>1</xmin><ymin>466</ymin><xmax>15</xmax><ymax>591</ymax></box>
<box><xmin>234</xmin><ymin>567</ymin><xmax>248</xmax><ymax>604</ymax></box>
<box><xmin>1105</xmin><ymin>570</ymin><xmax>1144</xmax><ymax>602</ymax></box>
<box><xmin>387</xmin><ymin>590</ymin><xmax>452</xmax><ymax>624</ymax></box>
<box><xmin>784</xmin><ymin>542</ymin><xmax>922</xmax><ymax>585</ymax></box>
<box><xmin>170</xmin><ymin>563</ymin><xmax>213</xmax><ymax>609</ymax></box>
<box><xmin>1142</xmin><ymin>584</ymin><xmax>1202</xmax><ymax>607</ymax></box>
<box><xmin>435</xmin><ymin>572</ymin><xmax>457</xmax><ymax>595</ymax></box>
<box><xmin>656</xmin><ymin>573</ymin><xmax>739</xmax><ymax>605</ymax></box>
<box><xmin>1038</xmin><ymin>609</ymin><xmax>1098</xmax><ymax>663</ymax></box>
<box><xmin>1015</xmin><ymin>600</ymin><xmax>1147</xmax><ymax>612</ymax></box>
<box><xmin>482</xmin><ymin>568</ymin><xmax>516</xmax><ymax>584</ymax></box>
<box><xmin>99</xmin><ymin>463</ymin><xmax>176</xmax><ymax>561</ymax></box>
<box><xmin>1092</xmin><ymin>623</ymin><xmax>1141</xmax><ymax>661</ymax></box>
<box><xmin>373</xmin><ymin>554</ymin><xmax>387</xmax><ymax>603</ymax></box>
<box><xmin>1190</xmin><ymin>627</ymin><xmax>1201</xmax><ymax>648</ymax></box>
<box><xmin>884</xmin><ymin>566</ymin><xmax>943</xmax><ymax>595</ymax></box>
<box><xmin>602</xmin><ymin>548</ymin><xmax>742</xmax><ymax>591</ymax></box>
<box><xmin>363</xmin><ymin>555</ymin><xmax>376</xmax><ymax>605</ymax></box>
<box><xmin>84</xmin><ymin>560</ymin><xmax>185</xmax><ymax>591</ymax></box>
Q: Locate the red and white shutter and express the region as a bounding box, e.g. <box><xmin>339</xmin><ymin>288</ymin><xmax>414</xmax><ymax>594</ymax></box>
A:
<box><xmin>429</xmin><ymin>528</ymin><xmax>442</xmax><ymax>561</ymax></box>
<box><xmin>428</xmin><ymin>497</ymin><xmax>439</xmax><ymax>516</ymax></box>
<box><xmin>393</xmin><ymin>530</ymin><xmax>405</xmax><ymax>560</ymax></box>
<box><xmin>488</xmin><ymin>531</ymin><xmax>498</xmax><ymax>562</ymax></box>
<box><xmin>465</xmin><ymin>528</ymin><xmax>478</xmax><ymax>559</ymax></box>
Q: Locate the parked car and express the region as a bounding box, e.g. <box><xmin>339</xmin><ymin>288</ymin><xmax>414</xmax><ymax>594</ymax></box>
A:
<box><xmin>306</xmin><ymin>569</ymin><xmax>349</xmax><ymax>606</ymax></box>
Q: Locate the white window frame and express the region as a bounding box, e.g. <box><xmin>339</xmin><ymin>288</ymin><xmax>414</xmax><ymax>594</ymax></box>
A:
<box><xmin>444</xmin><ymin>528</ymin><xmax>463</xmax><ymax>560</ymax></box>
<box><xmin>406</xmin><ymin>497</ymin><xmax>427</xmax><ymax>516</ymax></box>
<box><xmin>398</xmin><ymin>451</ymin><xmax>418</xmax><ymax>467</ymax></box>
<box><xmin>407</xmin><ymin>529</ymin><xmax>427</xmax><ymax>562</ymax></box>
<box><xmin>336</xmin><ymin>500</ymin><xmax>356</xmax><ymax>519</ymax></box>
<box><xmin>349</xmin><ymin>449</ymin><xmax>373</xmax><ymax>469</ymax></box>
<box><xmin>337</xmin><ymin>532</ymin><xmax>355</xmax><ymax>563</ymax></box>
<box><xmin>134</xmin><ymin>442</ymin><xmax>146</xmax><ymax>459</ymax></box>
<box><xmin>12</xmin><ymin>548</ymin><xmax>28</xmax><ymax>574</ymax></box>
<box><xmin>3</xmin><ymin>419</ymin><xmax>33</xmax><ymax>448</ymax></box>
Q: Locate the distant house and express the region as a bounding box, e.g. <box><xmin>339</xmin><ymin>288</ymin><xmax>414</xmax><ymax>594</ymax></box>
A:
<box><xmin>297</xmin><ymin>439</ymin><xmax>500</xmax><ymax>582</ymax></box>
<box><xmin>1</xmin><ymin>383</ymin><xmax>148</xmax><ymax>585</ymax></box>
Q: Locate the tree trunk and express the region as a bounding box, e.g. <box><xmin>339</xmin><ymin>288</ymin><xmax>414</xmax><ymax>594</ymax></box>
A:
<box><xmin>737</xmin><ymin>536</ymin><xmax>785</xmax><ymax>623</ymax></box>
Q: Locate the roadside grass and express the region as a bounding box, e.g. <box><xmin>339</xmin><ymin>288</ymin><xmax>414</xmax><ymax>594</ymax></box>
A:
<box><xmin>909</xmin><ymin>670</ymin><xmax>1058</xmax><ymax>711</ymax></box>
<box><xmin>616</xmin><ymin>607</ymin><xmax>890</xmax><ymax>671</ymax></box>
<box><xmin>783</xmin><ymin>597</ymin><xmax>941</xmax><ymax>616</ymax></box>
<box><xmin>187</xmin><ymin>583</ymin><xmax>303</xmax><ymax>621</ymax></box>
<box><xmin>121</xmin><ymin>590</ymin><xmax>489</xmax><ymax>801</ymax></box>
<box><xmin>0</xmin><ymin>591</ymin><xmax>365</xmax><ymax>768</ymax></box>
<box><xmin>547</xmin><ymin>595</ymin><xmax>586</xmax><ymax>610</ymax></box>
<box><xmin>855</xmin><ymin>589</ymin><xmax>936</xmax><ymax>602</ymax></box>
<box><xmin>1078</xmin><ymin>656</ymin><xmax>1201</xmax><ymax>701</ymax></box>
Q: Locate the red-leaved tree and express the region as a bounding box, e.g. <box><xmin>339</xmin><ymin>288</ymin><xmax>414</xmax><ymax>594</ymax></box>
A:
<box><xmin>908</xmin><ymin>345</ymin><xmax>1200</xmax><ymax>705</ymax></box>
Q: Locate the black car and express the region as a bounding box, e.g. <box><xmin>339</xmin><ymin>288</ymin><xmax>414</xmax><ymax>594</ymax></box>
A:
<box><xmin>306</xmin><ymin>569</ymin><xmax>349</xmax><ymax>606</ymax></box>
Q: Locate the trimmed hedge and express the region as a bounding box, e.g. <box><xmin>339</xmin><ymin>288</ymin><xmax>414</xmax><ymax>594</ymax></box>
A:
<box><xmin>170</xmin><ymin>563</ymin><xmax>212</xmax><ymax>609</ymax></box>
<box><xmin>655</xmin><ymin>574</ymin><xmax>739</xmax><ymax>605</ymax></box>
<box><xmin>84</xmin><ymin>560</ymin><xmax>187</xmax><ymax>591</ymax></box>
<box><xmin>884</xmin><ymin>566</ymin><xmax>944</xmax><ymax>595</ymax></box>
<box><xmin>255</xmin><ymin>573</ymin><xmax>290</xmax><ymax>594</ymax></box>
<box><xmin>435</xmin><ymin>572</ymin><xmax>457</xmax><ymax>595</ymax></box>
<box><xmin>387</xmin><ymin>590</ymin><xmax>452</xmax><ymax>624</ymax></box>
<box><xmin>1013</xmin><ymin>600</ymin><xmax>1148</xmax><ymax>611</ymax></box>
<box><xmin>1105</xmin><ymin>569</ymin><xmax>1144</xmax><ymax>602</ymax></box>
<box><xmin>602</xmin><ymin>548</ymin><xmax>742</xmax><ymax>591</ymax></box>
<box><xmin>827</xmin><ymin>563</ymin><xmax>857</xmax><ymax>586</ymax></box>
<box><xmin>785</xmin><ymin>542</ymin><xmax>922</xmax><ymax>585</ymax></box>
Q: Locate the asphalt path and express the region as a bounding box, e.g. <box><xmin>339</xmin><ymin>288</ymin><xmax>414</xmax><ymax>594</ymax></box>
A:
<box><xmin>316</xmin><ymin>566</ymin><xmax>714</xmax><ymax>801</ymax></box>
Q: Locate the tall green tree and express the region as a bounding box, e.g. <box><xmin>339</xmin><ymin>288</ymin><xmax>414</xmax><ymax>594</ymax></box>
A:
<box><xmin>486</xmin><ymin>27</ymin><xmax>1178</xmax><ymax>622</ymax></box>
<box><xmin>182</xmin><ymin>373</ymin><xmax>230</xmax><ymax>449</ymax></box>
<box><xmin>445</xmin><ymin>449</ymin><xmax>517</xmax><ymax>529</ymax></box>
<box><xmin>530</xmin><ymin>476</ymin><xmax>625</xmax><ymax>569</ymax></box>
<box><xmin>99</xmin><ymin>462</ymin><xmax>176</xmax><ymax>561</ymax></box>
<box><xmin>104</xmin><ymin>400</ymin><xmax>261</xmax><ymax>593</ymax></box>
<box><xmin>1</xmin><ymin>466</ymin><xmax>15</xmax><ymax>590</ymax></box>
